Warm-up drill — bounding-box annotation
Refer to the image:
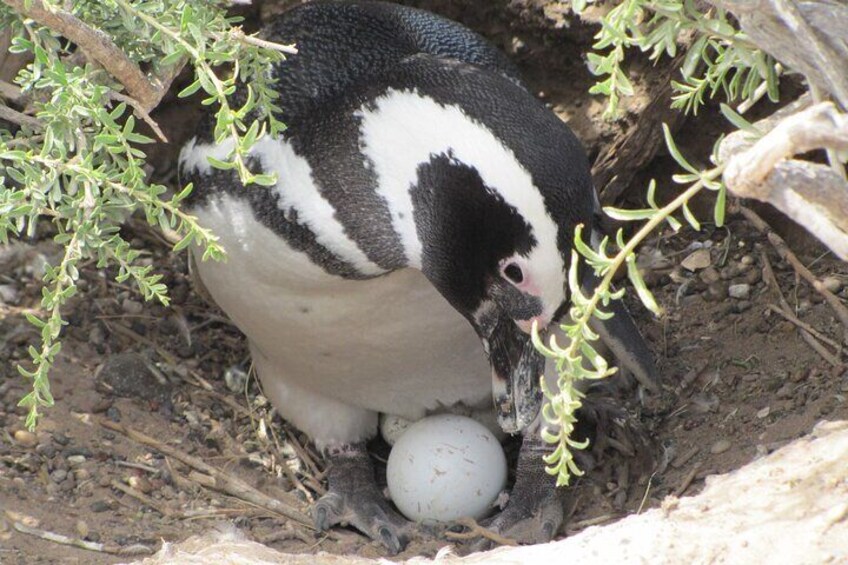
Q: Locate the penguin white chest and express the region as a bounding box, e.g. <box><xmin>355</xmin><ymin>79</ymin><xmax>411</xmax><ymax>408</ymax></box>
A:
<box><xmin>191</xmin><ymin>195</ymin><xmax>492</xmax><ymax>430</ymax></box>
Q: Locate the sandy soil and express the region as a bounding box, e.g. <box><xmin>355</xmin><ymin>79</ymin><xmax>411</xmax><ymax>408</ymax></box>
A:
<box><xmin>2</xmin><ymin>1</ymin><xmax>847</xmax><ymax>563</ymax></box>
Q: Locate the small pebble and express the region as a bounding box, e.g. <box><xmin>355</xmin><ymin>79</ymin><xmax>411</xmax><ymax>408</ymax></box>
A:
<box><xmin>67</xmin><ymin>455</ymin><xmax>86</xmax><ymax>466</ymax></box>
<box><xmin>699</xmin><ymin>267</ymin><xmax>721</xmax><ymax>284</ymax></box>
<box><xmin>74</xmin><ymin>468</ymin><xmax>91</xmax><ymax>481</ymax></box>
<box><xmin>50</xmin><ymin>469</ymin><xmax>68</xmax><ymax>483</ymax></box>
<box><xmin>733</xmin><ymin>300</ymin><xmax>753</xmax><ymax>314</ymax></box>
<box><xmin>52</xmin><ymin>433</ymin><xmax>70</xmax><ymax>446</ymax></box>
<box><xmin>822</xmin><ymin>276</ymin><xmax>843</xmax><ymax>294</ymax></box>
<box><xmin>106</xmin><ymin>406</ymin><xmax>122</xmax><ymax>423</ymax></box>
<box><xmin>704</xmin><ymin>282</ymin><xmax>728</xmax><ymax>302</ymax></box>
<box><xmin>36</xmin><ymin>443</ymin><xmax>56</xmax><ymax>458</ymax></box>
<box><xmin>710</xmin><ymin>439</ymin><xmax>732</xmax><ymax>455</ymax></box>
<box><xmin>0</xmin><ymin>284</ymin><xmax>20</xmax><ymax>305</ymax></box>
<box><xmin>756</xmin><ymin>406</ymin><xmax>771</xmax><ymax>419</ymax></box>
<box><xmin>90</xmin><ymin>500</ymin><xmax>111</xmax><ymax>513</ymax></box>
<box><xmin>743</xmin><ymin>268</ymin><xmax>761</xmax><ymax>285</ymax></box>
<box><xmin>740</xmin><ymin>255</ymin><xmax>754</xmax><ymax>265</ymax></box>
<box><xmin>14</xmin><ymin>430</ymin><xmax>37</xmax><ymax>448</ymax></box>
<box><xmin>76</xmin><ymin>520</ymin><xmax>89</xmax><ymax>539</ymax></box>
<box><xmin>728</xmin><ymin>283</ymin><xmax>750</xmax><ymax>299</ymax></box>
<box><xmin>681</xmin><ymin>248</ymin><xmax>711</xmax><ymax>271</ymax></box>
<box><xmin>122</xmin><ymin>298</ymin><xmax>144</xmax><ymax>315</ymax></box>
<box><xmin>128</xmin><ymin>475</ymin><xmax>153</xmax><ymax>494</ymax></box>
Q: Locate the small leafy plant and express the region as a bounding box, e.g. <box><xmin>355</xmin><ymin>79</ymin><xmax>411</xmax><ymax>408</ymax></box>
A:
<box><xmin>537</xmin><ymin>0</ymin><xmax>776</xmax><ymax>485</ymax></box>
<box><xmin>0</xmin><ymin>0</ymin><xmax>290</xmax><ymax>429</ymax></box>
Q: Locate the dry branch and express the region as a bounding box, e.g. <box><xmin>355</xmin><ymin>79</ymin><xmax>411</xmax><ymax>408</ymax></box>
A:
<box><xmin>100</xmin><ymin>420</ymin><xmax>314</xmax><ymax>528</ymax></box>
<box><xmin>1</xmin><ymin>0</ymin><xmax>163</xmax><ymax>110</ymax></box>
<box><xmin>709</xmin><ymin>0</ymin><xmax>848</xmax><ymax>109</ymax></box>
<box><xmin>719</xmin><ymin>101</ymin><xmax>848</xmax><ymax>260</ymax></box>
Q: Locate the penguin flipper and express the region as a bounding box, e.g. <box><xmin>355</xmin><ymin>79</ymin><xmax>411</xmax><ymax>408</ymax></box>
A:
<box><xmin>314</xmin><ymin>442</ymin><xmax>410</xmax><ymax>554</ymax></box>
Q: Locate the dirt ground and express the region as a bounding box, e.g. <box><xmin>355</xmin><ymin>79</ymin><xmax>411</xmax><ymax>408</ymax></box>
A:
<box><xmin>2</xmin><ymin>1</ymin><xmax>848</xmax><ymax>563</ymax></box>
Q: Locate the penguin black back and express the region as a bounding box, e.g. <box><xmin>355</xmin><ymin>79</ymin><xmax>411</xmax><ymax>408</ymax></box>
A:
<box><xmin>263</xmin><ymin>0</ymin><xmax>524</xmax><ymax>123</ymax></box>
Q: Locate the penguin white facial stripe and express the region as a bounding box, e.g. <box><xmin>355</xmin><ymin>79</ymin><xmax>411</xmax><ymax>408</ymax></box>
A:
<box><xmin>356</xmin><ymin>89</ymin><xmax>566</xmax><ymax>309</ymax></box>
<box><xmin>179</xmin><ymin>137</ymin><xmax>386</xmax><ymax>278</ymax></box>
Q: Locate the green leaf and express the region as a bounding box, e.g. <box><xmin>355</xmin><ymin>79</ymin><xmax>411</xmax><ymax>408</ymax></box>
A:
<box><xmin>663</xmin><ymin>124</ymin><xmax>699</xmax><ymax>174</ymax></box>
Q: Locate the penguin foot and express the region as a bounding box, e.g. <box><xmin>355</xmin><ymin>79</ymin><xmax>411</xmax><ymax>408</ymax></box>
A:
<box><xmin>470</xmin><ymin>432</ymin><xmax>565</xmax><ymax>552</ymax></box>
<box><xmin>576</xmin><ymin>396</ymin><xmax>655</xmax><ymax>477</ymax></box>
<box><xmin>313</xmin><ymin>442</ymin><xmax>410</xmax><ymax>554</ymax></box>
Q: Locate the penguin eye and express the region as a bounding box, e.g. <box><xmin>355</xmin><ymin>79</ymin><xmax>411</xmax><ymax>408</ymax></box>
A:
<box><xmin>502</xmin><ymin>262</ymin><xmax>524</xmax><ymax>285</ymax></box>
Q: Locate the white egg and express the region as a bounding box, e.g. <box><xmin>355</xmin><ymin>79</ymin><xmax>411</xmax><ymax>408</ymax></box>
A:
<box><xmin>386</xmin><ymin>414</ymin><xmax>508</xmax><ymax>523</ymax></box>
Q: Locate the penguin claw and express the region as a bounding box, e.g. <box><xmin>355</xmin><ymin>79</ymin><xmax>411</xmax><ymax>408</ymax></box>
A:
<box><xmin>468</xmin><ymin>433</ymin><xmax>566</xmax><ymax>553</ymax></box>
<box><xmin>314</xmin><ymin>443</ymin><xmax>411</xmax><ymax>554</ymax></box>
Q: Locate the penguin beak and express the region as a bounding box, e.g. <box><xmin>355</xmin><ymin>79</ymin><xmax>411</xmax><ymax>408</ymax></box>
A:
<box><xmin>486</xmin><ymin>313</ymin><xmax>545</xmax><ymax>434</ymax></box>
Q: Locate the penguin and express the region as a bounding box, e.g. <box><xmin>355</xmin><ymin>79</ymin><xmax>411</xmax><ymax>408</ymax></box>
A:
<box><xmin>179</xmin><ymin>0</ymin><xmax>659</xmax><ymax>553</ymax></box>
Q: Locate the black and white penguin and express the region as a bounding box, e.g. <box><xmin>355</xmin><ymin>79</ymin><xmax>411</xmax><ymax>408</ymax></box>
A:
<box><xmin>179</xmin><ymin>0</ymin><xmax>659</xmax><ymax>553</ymax></box>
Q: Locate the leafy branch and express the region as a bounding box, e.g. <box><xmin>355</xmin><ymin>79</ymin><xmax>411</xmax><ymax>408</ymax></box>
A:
<box><xmin>577</xmin><ymin>0</ymin><xmax>780</xmax><ymax>118</ymax></box>
<box><xmin>0</xmin><ymin>0</ymin><xmax>291</xmax><ymax>428</ymax></box>
<box><xmin>537</xmin><ymin>125</ymin><xmax>726</xmax><ymax>486</ymax></box>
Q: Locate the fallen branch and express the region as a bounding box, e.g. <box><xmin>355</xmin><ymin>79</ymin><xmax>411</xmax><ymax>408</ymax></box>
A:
<box><xmin>720</xmin><ymin>103</ymin><xmax>848</xmax><ymax>260</ymax></box>
<box><xmin>760</xmin><ymin>249</ymin><xmax>841</xmax><ymax>366</ymax></box>
<box><xmin>11</xmin><ymin>519</ymin><xmax>154</xmax><ymax>556</ymax></box>
<box><xmin>709</xmin><ymin>0</ymin><xmax>848</xmax><ymax>108</ymax></box>
<box><xmin>100</xmin><ymin>420</ymin><xmax>313</xmax><ymax>528</ymax></box>
<box><xmin>2</xmin><ymin>0</ymin><xmax>161</xmax><ymax>110</ymax></box>
<box><xmin>0</xmin><ymin>102</ymin><xmax>40</xmax><ymax>129</ymax></box>
<box><xmin>443</xmin><ymin>517</ymin><xmax>518</xmax><ymax>547</ymax></box>
<box><xmin>741</xmin><ymin>205</ymin><xmax>848</xmax><ymax>341</ymax></box>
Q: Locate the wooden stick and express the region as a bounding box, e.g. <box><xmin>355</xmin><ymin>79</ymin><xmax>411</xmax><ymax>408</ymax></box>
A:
<box><xmin>444</xmin><ymin>517</ymin><xmax>518</xmax><ymax>547</ymax></box>
<box><xmin>741</xmin><ymin>205</ymin><xmax>848</xmax><ymax>339</ymax></box>
<box><xmin>11</xmin><ymin>520</ymin><xmax>153</xmax><ymax>556</ymax></box>
<box><xmin>0</xmin><ymin>102</ymin><xmax>41</xmax><ymax>129</ymax></box>
<box><xmin>760</xmin><ymin>252</ymin><xmax>841</xmax><ymax>365</ymax></box>
<box><xmin>2</xmin><ymin>0</ymin><xmax>158</xmax><ymax>109</ymax></box>
<box><xmin>101</xmin><ymin>420</ymin><xmax>313</xmax><ymax>528</ymax></box>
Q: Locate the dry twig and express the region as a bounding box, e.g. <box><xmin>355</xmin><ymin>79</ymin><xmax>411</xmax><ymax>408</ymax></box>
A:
<box><xmin>443</xmin><ymin>517</ymin><xmax>518</xmax><ymax>547</ymax></box>
<box><xmin>100</xmin><ymin>420</ymin><xmax>313</xmax><ymax>528</ymax></box>
<box><xmin>720</xmin><ymin>103</ymin><xmax>848</xmax><ymax>260</ymax></box>
<box><xmin>2</xmin><ymin>0</ymin><xmax>163</xmax><ymax>110</ymax></box>
<box><xmin>760</xmin><ymin>250</ymin><xmax>841</xmax><ymax>366</ymax></box>
<box><xmin>10</xmin><ymin>519</ymin><xmax>153</xmax><ymax>556</ymax></box>
<box><xmin>741</xmin><ymin>205</ymin><xmax>848</xmax><ymax>341</ymax></box>
<box><xmin>0</xmin><ymin>102</ymin><xmax>41</xmax><ymax>129</ymax></box>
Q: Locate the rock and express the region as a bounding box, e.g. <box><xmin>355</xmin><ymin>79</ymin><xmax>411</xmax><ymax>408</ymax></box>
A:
<box><xmin>106</xmin><ymin>406</ymin><xmax>122</xmax><ymax>423</ymax></box>
<box><xmin>67</xmin><ymin>455</ymin><xmax>86</xmax><ymax>466</ymax></box>
<box><xmin>710</xmin><ymin>439</ymin><xmax>732</xmax><ymax>455</ymax></box>
<box><xmin>728</xmin><ymin>283</ymin><xmax>751</xmax><ymax>299</ymax></box>
<box><xmin>90</xmin><ymin>500</ymin><xmax>111</xmax><ymax>513</ymax></box>
<box><xmin>681</xmin><ymin>249</ymin><xmax>711</xmax><ymax>271</ymax></box>
<box><xmin>50</xmin><ymin>469</ymin><xmax>68</xmax><ymax>483</ymax></box>
<box><xmin>743</xmin><ymin>268</ymin><xmax>761</xmax><ymax>285</ymax></box>
<box><xmin>757</xmin><ymin>406</ymin><xmax>771</xmax><ymax>419</ymax></box>
<box><xmin>224</xmin><ymin>366</ymin><xmax>248</xmax><ymax>393</ymax></box>
<box><xmin>14</xmin><ymin>430</ymin><xmax>37</xmax><ymax>448</ymax></box>
<box><xmin>822</xmin><ymin>276</ymin><xmax>843</xmax><ymax>294</ymax></box>
<box><xmin>122</xmin><ymin>298</ymin><xmax>144</xmax><ymax>315</ymax></box>
<box><xmin>704</xmin><ymin>282</ymin><xmax>728</xmax><ymax>302</ymax></box>
<box><xmin>76</xmin><ymin>520</ymin><xmax>89</xmax><ymax>539</ymax></box>
<box><xmin>0</xmin><ymin>284</ymin><xmax>19</xmax><ymax>305</ymax></box>
<box><xmin>733</xmin><ymin>300</ymin><xmax>753</xmax><ymax>314</ymax></box>
<box><xmin>699</xmin><ymin>267</ymin><xmax>721</xmax><ymax>284</ymax></box>
<box><xmin>97</xmin><ymin>353</ymin><xmax>170</xmax><ymax>402</ymax></box>
<box><xmin>128</xmin><ymin>475</ymin><xmax>153</xmax><ymax>494</ymax></box>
